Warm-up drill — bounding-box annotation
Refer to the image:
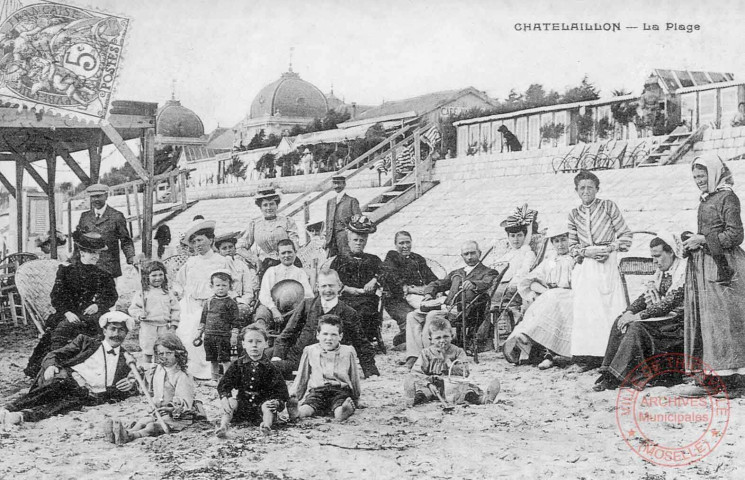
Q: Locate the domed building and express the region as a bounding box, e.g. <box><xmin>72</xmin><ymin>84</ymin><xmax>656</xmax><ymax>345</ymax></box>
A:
<box><xmin>236</xmin><ymin>69</ymin><xmax>332</xmax><ymax>146</ymax></box>
<box><xmin>155</xmin><ymin>95</ymin><xmax>207</xmax><ymax>150</ymax></box>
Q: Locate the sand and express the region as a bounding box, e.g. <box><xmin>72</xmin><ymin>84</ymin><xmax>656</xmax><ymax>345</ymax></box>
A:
<box><xmin>1</xmin><ymin>321</ymin><xmax>743</xmax><ymax>480</ymax></box>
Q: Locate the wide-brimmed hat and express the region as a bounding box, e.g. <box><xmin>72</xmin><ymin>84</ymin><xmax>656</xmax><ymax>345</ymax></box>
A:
<box><xmin>181</xmin><ymin>219</ymin><xmax>216</xmax><ymax>245</ymax></box>
<box><xmin>214</xmin><ymin>231</ymin><xmax>241</xmax><ymax>248</ymax></box>
<box><xmin>255</xmin><ymin>188</ymin><xmax>281</xmax><ymax>202</ymax></box>
<box><xmin>346</xmin><ymin>214</ymin><xmax>377</xmax><ymax>235</ymax></box>
<box><xmin>86</xmin><ymin>183</ymin><xmax>110</xmax><ymax>196</ymax></box>
<box><xmin>73</xmin><ymin>230</ymin><xmax>107</xmax><ymax>251</ymax></box>
<box><xmin>545</xmin><ymin>224</ymin><xmax>569</xmax><ymax>239</ymax></box>
<box><xmin>99</xmin><ymin>311</ymin><xmax>135</xmax><ymax>332</ymax></box>
<box><xmin>36</xmin><ymin>230</ymin><xmax>67</xmax><ymax>247</ymax></box>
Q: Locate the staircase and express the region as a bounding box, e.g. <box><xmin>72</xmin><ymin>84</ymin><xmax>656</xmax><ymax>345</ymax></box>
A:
<box><xmin>636</xmin><ymin>125</ymin><xmax>707</xmax><ymax>167</ymax></box>
<box><xmin>363</xmin><ymin>159</ymin><xmax>439</xmax><ymax>224</ymax></box>
<box><xmin>279</xmin><ymin>123</ymin><xmax>440</xmax><ymax>228</ymax></box>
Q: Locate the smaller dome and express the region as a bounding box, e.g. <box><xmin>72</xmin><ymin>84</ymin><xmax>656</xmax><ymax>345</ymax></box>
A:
<box><xmin>157</xmin><ymin>99</ymin><xmax>205</xmax><ymax>138</ymax></box>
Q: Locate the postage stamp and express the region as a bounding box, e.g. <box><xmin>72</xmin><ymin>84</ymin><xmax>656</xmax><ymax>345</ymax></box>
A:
<box><xmin>0</xmin><ymin>1</ymin><xmax>129</xmax><ymax>119</ymax></box>
<box><xmin>615</xmin><ymin>353</ymin><xmax>730</xmax><ymax>467</ymax></box>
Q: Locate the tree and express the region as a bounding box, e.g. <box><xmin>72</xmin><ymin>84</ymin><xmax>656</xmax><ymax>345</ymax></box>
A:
<box><xmin>524</xmin><ymin>84</ymin><xmax>546</xmax><ymax>108</ymax></box>
<box><xmin>224</xmin><ymin>155</ymin><xmax>248</xmax><ymax>180</ymax></box>
<box><xmin>576</xmin><ymin>110</ymin><xmax>595</xmax><ymax>143</ymax></box>
<box><xmin>540</xmin><ymin>122</ymin><xmax>566</xmax><ymax>147</ymax></box>
<box><xmin>562</xmin><ymin>75</ymin><xmax>600</xmax><ymax>103</ymax></box>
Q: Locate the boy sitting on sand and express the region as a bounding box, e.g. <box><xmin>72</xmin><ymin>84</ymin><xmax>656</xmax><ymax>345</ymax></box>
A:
<box><xmin>216</xmin><ymin>325</ymin><xmax>289</xmax><ymax>436</ymax></box>
<box><xmin>288</xmin><ymin>315</ymin><xmax>359</xmax><ymax>422</ymax></box>
<box><xmin>405</xmin><ymin>317</ymin><xmax>500</xmax><ymax>406</ymax></box>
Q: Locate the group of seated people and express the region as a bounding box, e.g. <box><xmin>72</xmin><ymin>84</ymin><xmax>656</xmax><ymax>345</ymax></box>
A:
<box><xmin>0</xmin><ymin>167</ymin><xmax>714</xmax><ymax>441</ymax></box>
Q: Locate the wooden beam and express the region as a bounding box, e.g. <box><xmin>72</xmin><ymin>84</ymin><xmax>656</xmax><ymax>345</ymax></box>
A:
<box><xmin>99</xmin><ymin>120</ymin><xmax>148</xmax><ymax>180</ymax></box>
<box><xmin>12</xmin><ymin>153</ymin><xmax>49</xmax><ymax>194</ymax></box>
<box><xmin>0</xmin><ymin>170</ymin><xmax>15</xmax><ymax>197</ymax></box>
<box><xmin>57</xmin><ymin>145</ymin><xmax>91</xmax><ymax>185</ymax></box>
<box><xmin>88</xmin><ymin>131</ymin><xmax>103</xmax><ymax>183</ymax></box>
<box><xmin>15</xmin><ymin>164</ymin><xmax>22</xmax><ymax>252</ymax></box>
<box><xmin>46</xmin><ymin>150</ymin><xmax>57</xmax><ymax>259</ymax></box>
<box><xmin>141</xmin><ymin>128</ymin><xmax>155</xmax><ymax>257</ymax></box>
<box><xmin>0</xmin><ymin>107</ymin><xmax>154</xmax><ymax>130</ymax></box>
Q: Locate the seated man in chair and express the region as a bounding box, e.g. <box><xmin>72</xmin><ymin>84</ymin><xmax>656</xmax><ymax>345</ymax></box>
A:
<box><xmin>593</xmin><ymin>234</ymin><xmax>686</xmax><ymax>391</ymax></box>
<box><xmin>403</xmin><ymin>241</ymin><xmax>498</xmax><ymax>369</ymax></box>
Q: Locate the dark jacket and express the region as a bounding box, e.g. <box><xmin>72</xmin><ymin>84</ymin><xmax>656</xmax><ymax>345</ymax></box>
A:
<box><xmin>200</xmin><ymin>295</ymin><xmax>240</xmax><ymax>337</ymax></box>
<box><xmin>698</xmin><ymin>190</ymin><xmax>744</xmax><ymax>257</ymax></box>
<box><xmin>424</xmin><ymin>262</ymin><xmax>499</xmax><ymax>308</ymax></box>
<box><xmin>324</xmin><ymin>193</ymin><xmax>361</xmax><ymax>249</ymax></box>
<box><xmin>218</xmin><ymin>354</ymin><xmax>289</xmax><ymax>410</ymax></box>
<box><xmin>331</xmin><ymin>252</ymin><xmax>382</xmax><ymax>316</ymax></box>
<box><xmin>381</xmin><ymin>250</ymin><xmax>438</xmax><ymax>298</ymax></box>
<box><xmin>273</xmin><ymin>296</ymin><xmax>379</xmax><ymax>377</ymax></box>
<box><xmin>76</xmin><ymin>206</ymin><xmax>135</xmax><ymax>277</ymax></box>
<box><xmin>37</xmin><ymin>334</ymin><xmax>136</xmax><ymax>401</ymax></box>
<box><xmin>51</xmin><ymin>263</ymin><xmax>118</xmax><ymax>319</ymax></box>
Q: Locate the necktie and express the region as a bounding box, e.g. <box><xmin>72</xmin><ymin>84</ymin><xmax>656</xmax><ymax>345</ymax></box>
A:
<box><xmin>107</xmin><ymin>349</ymin><xmax>116</xmax><ymax>356</ymax></box>
<box><xmin>96</xmin><ymin>214</ymin><xmax>101</xmax><ymax>220</ymax></box>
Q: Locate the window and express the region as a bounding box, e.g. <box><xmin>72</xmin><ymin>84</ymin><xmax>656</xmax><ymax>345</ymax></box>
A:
<box><xmin>491</xmin><ymin>121</ymin><xmax>503</xmax><ymax>152</ymax></box>
<box><xmin>479</xmin><ymin>123</ymin><xmax>491</xmax><ymax>153</ymax></box>
<box><xmin>720</xmin><ymin>87</ymin><xmax>739</xmax><ymax>126</ymax></box>
<box><xmin>554</xmin><ymin>111</ymin><xmax>567</xmax><ymax>146</ymax></box>
<box><xmin>540</xmin><ymin>113</ymin><xmax>554</xmax><ymax>147</ymax></box>
<box><xmin>515</xmin><ymin>117</ymin><xmax>527</xmax><ymax>148</ymax></box>
<box><xmin>699</xmin><ymin>90</ymin><xmax>717</xmax><ymax>127</ymax></box>
<box><xmin>680</xmin><ymin>93</ymin><xmax>698</xmax><ymax>129</ymax></box>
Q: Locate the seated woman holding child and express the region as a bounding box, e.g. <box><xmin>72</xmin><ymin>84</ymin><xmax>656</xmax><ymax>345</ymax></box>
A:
<box><xmin>502</xmin><ymin>225</ymin><xmax>575</xmax><ymax>369</ymax></box>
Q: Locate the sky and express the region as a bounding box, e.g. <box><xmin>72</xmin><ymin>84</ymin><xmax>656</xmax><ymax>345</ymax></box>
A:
<box><xmin>3</xmin><ymin>0</ymin><xmax>745</xmax><ymax>185</ymax></box>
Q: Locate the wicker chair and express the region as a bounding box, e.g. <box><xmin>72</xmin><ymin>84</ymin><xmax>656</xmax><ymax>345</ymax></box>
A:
<box><xmin>619</xmin><ymin>231</ymin><xmax>658</xmax><ymax>306</ymax></box>
<box><xmin>297</xmin><ymin>237</ymin><xmax>328</xmax><ymax>289</ymax></box>
<box><xmin>425</xmin><ymin>257</ymin><xmax>447</xmax><ymax>279</ymax></box>
<box><xmin>15</xmin><ymin>259</ymin><xmax>63</xmax><ymax>334</ymax></box>
<box><xmin>162</xmin><ymin>253</ymin><xmax>190</xmax><ymax>281</ymax></box>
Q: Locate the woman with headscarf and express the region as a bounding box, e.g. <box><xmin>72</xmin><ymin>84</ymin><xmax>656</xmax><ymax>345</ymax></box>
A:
<box><xmin>680</xmin><ymin>155</ymin><xmax>745</xmax><ymax>395</ymax></box>
<box><xmin>567</xmin><ymin>170</ymin><xmax>632</xmax><ymax>370</ymax></box>
<box><xmin>173</xmin><ymin>219</ymin><xmax>230</xmax><ymax>380</ymax></box>
<box><xmin>238</xmin><ymin>188</ymin><xmax>301</xmax><ymax>279</ymax></box>
<box><xmin>593</xmin><ymin>233</ymin><xmax>686</xmax><ymax>391</ymax></box>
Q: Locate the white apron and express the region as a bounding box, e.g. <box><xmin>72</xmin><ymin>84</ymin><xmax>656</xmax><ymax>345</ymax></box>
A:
<box><xmin>570</xmin><ymin>252</ymin><xmax>625</xmax><ymax>356</ymax></box>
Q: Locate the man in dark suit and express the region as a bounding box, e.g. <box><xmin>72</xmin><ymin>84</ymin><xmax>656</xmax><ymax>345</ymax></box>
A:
<box><xmin>76</xmin><ymin>183</ymin><xmax>135</xmax><ymax>278</ymax></box>
<box><xmin>324</xmin><ymin>176</ymin><xmax>361</xmax><ymax>258</ymax></box>
<box><xmin>270</xmin><ymin>267</ymin><xmax>379</xmax><ymax>379</ymax></box>
<box><xmin>403</xmin><ymin>241</ymin><xmax>498</xmax><ymax>368</ymax></box>
<box><xmin>2</xmin><ymin>312</ymin><xmax>138</xmax><ymax>424</ymax></box>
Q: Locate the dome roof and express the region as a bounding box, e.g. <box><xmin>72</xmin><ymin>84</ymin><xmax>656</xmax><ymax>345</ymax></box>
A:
<box><xmin>157</xmin><ymin>99</ymin><xmax>205</xmax><ymax>138</ymax></box>
<box><xmin>250</xmin><ymin>71</ymin><xmax>328</xmax><ymax>119</ymax></box>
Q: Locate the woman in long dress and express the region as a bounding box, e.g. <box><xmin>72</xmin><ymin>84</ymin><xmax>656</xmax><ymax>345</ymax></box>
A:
<box><xmin>682</xmin><ymin>155</ymin><xmax>745</xmax><ymax>391</ymax></box>
<box><xmin>173</xmin><ymin>219</ymin><xmax>229</xmax><ymax>380</ymax></box>
<box><xmin>568</xmin><ymin>170</ymin><xmax>632</xmax><ymax>368</ymax></box>
<box><xmin>503</xmin><ymin>226</ymin><xmax>575</xmax><ymax>368</ymax></box>
<box><xmin>238</xmin><ymin>188</ymin><xmax>301</xmax><ymax>277</ymax></box>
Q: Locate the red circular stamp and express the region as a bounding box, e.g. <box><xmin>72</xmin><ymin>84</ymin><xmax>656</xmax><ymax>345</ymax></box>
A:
<box><xmin>615</xmin><ymin>353</ymin><xmax>730</xmax><ymax>467</ymax></box>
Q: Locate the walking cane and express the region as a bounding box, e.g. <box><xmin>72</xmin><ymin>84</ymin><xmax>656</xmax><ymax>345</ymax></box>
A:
<box><xmin>123</xmin><ymin>352</ymin><xmax>171</xmax><ymax>434</ymax></box>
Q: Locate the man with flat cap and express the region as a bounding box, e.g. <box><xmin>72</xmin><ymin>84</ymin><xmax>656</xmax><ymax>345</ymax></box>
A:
<box><xmin>76</xmin><ymin>183</ymin><xmax>135</xmax><ymax>278</ymax></box>
<box><xmin>325</xmin><ymin>175</ymin><xmax>361</xmax><ymax>258</ymax></box>
<box><xmin>2</xmin><ymin>311</ymin><xmax>138</xmax><ymax>424</ymax></box>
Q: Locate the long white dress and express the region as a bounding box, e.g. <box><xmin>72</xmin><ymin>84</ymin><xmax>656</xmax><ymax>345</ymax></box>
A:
<box><xmin>173</xmin><ymin>250</ymin><xmax>229</xmax><ymax>379</ymax></box>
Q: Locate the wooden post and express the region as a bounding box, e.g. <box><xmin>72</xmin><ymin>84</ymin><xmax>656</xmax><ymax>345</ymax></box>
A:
<box><xmin>179</xmin><ymin>170</ymin><xmax>188</xmax><ymax>210</ymax></box>
<box><xmin>46</xmin><ymin>150</ymin><xmax>57</xmax><ymax>259</ymax></box>
<box><xmin>141</xmin><ymin>128</ymin><xmax>155</xmax><ymax>257</ymax></box>
<box><xmin>413</xmin><ymin>130</ymin><xmax>421</xmax><ymax>198</ymax></box>
<box><xmin>67</xmin><ymin>199</ymin><xmax>72</xmax><ymax>254</ymax></box>
<box><xmin>303</xmin><ymin>201</ymin><xmax>310</xmax><ymax>244</ymax></box>
<box><xmin>88</xmin><ymin>132</ymin><xmax>103</xmax><ymax>183</ymax></box>
<box><xmin>125</xmin><ymin>185</ymin><xmax>134</xmax><ymax>237</ymax></box>
<box><xmin>15</xmin><ymin>162</ymin><xmax>23</xmax><ymax>252</ymax></box>
<box><xmin>390</xmin><ymin>140</ymin><xmax>397</xmax><ymax>185</ymax></box>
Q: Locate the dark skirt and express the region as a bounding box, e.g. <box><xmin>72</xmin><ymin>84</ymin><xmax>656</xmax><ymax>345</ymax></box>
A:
<box><xmin>684</xmin><ymin>248</ymin><xmax>745</xmax><ymax>374</ymax></box>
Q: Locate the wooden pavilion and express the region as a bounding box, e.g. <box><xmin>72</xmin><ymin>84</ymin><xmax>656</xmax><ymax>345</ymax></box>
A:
<box><xmin>0</xmin><ymin>100</ymin><xmax>159</xmax><ymax>258</ymax></box>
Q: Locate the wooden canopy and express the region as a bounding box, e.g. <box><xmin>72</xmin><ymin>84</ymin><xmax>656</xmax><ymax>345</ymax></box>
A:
<box><xmin>0</xmin><ymin>100</ymin><xmax>159</xmax><ymax>258</ymax></box>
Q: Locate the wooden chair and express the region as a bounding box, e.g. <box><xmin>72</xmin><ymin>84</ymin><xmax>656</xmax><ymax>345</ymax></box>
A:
<box><xmin>14</xmin><ymin>259</ymin><xmax>63</xmax><ymax>335</ymax></box>
<box><xmin>619</xmin><ymin>231</ymin><xmax>658</xmax><ymax>306</ymax></box>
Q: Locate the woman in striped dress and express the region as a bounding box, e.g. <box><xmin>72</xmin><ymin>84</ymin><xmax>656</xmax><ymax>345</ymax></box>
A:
<box><xmin>568</xmin><ymin>170</ymin><xmax>632</xmax><ymax>368</ymax></box>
